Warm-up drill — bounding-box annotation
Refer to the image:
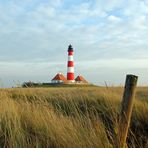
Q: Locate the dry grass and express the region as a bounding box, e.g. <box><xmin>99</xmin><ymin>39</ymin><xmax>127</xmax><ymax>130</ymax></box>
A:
<box><xmin>0</xmin><ymin>87</ymin><xmax>147</xmax><ymax>148</ymax></box>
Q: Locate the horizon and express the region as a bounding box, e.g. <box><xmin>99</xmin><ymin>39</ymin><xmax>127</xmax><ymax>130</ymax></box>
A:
<box><xmin>0</xmin><ymin>0</ymin><xmax>148</xmax><ymax>87</ymax></box>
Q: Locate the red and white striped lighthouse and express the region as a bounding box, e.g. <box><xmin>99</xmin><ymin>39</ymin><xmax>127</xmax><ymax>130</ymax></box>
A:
<box><xmin>67</xmin><ymin>45</ymin><xmax>75</xmax><ymax>83</ymax></box>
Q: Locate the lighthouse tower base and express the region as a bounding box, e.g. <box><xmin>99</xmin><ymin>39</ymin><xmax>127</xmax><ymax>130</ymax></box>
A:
<box><xmin>66</xmin><ymin>80</ymin><xmax>75</xmax><ymax>84</ymax></box>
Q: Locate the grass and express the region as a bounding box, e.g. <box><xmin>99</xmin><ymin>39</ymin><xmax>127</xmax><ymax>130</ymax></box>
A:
<box><xmin>0</xmin><ymin>86</ymin><xmax>148</xmax><ymax>148</ymax></box>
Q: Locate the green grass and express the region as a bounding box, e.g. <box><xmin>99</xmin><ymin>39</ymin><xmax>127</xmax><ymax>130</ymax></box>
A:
<box><xmin>0</xmin><ymin>87</ymin><xmax>148</xmax><ymax>148</ymax></box>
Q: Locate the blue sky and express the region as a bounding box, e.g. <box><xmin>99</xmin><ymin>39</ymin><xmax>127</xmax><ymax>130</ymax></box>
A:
<box><xmin>0</xmin><ymin>0</ymin><xmax>148</xmax><ymax>87</ymax></box>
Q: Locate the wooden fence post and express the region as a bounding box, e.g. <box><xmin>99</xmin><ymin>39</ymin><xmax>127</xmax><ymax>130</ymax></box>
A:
<box><xmin>117</xmin><ymin>74</ymin><xmax>138</xmax><ymax>148</ymax></box>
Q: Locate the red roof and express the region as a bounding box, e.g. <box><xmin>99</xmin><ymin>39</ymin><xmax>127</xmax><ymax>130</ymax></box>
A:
<box><xmin>52</xmin><ymin>73</ymin><xmax>67</xmax><ymax>81</ymax></box>
<box><xmin>75</xmin><ymin>75</ymin><xmax>88</xmax><ymax>83</ymax></box>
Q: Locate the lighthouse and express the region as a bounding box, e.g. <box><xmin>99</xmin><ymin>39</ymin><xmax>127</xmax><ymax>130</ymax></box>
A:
<box><xmin>67</xmin><ymin>44</ymin><xmax>75</xmax><ymax>83</ymax></box>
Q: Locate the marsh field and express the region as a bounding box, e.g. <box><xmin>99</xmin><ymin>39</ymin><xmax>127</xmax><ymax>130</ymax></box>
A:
<box><xmin>0</xmin><ymin>86</ymin><xmax>148</xmax><ymax>148</ymax></box>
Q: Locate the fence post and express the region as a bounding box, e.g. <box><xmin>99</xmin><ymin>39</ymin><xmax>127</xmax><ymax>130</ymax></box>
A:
<box><xmin>117</xmin><ymin>74</ymin><xmax>138</xmax><ymax>148</ymax></box>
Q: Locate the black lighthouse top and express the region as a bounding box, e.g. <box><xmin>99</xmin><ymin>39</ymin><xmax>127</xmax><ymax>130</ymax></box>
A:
<box><xmin>68</xmin><ymin>44</ymin><xmax>73</xmax><ymax>52</ymax></box>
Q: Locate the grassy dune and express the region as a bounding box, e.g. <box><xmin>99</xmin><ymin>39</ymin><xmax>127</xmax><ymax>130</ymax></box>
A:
<box><xmin>0</xmin><ymin>87</ymin><xmax>148</xmax><ymax>148</ymax></box>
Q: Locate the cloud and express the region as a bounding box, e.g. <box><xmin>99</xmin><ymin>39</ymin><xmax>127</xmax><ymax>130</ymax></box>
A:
<box><xmin>107</xmin><ymin>15</ymin><xmax>121</xmax><ymax>22</ymax></box>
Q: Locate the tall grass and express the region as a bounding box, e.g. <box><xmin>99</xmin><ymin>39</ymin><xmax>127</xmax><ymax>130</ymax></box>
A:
<box><xmin>0</xmin><ymin>87</ymin><xmax>148</xmax><ymax>147</ymax></box>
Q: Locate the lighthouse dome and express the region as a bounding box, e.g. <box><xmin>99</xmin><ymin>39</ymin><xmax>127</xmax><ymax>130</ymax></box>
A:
<box><xmin>68</xmin><ymin>44</ymin><xmax>73</xmax><ymax>51</ymax></box>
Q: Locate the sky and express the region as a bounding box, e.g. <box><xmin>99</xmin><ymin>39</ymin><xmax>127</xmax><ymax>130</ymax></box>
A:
<box><xmin>0</xmin><ymin>0</ymin><xmax>148</xmax><ymax>87</ymax></box>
